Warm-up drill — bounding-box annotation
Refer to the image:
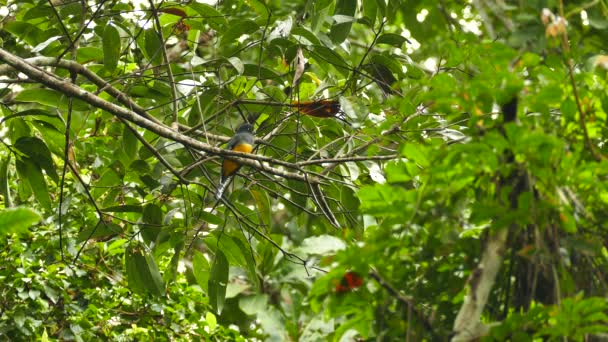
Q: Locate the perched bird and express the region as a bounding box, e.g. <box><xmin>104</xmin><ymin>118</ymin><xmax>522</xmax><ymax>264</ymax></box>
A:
<box><xmin>216</xmin><ymin>123</ymin><xmax>255</xmax><ymax>199</ymax></box>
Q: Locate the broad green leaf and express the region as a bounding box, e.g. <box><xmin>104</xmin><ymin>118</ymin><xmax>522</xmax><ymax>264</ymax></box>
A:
<box><xmin>144</xmin><ymin>29</ymin><xmax>162</xmax><ymax>66</ymax></box>
<box><xmin>291</xmin><ymin>27</ymin><xmax>321</xmax><ymax>45</ymax></box>
<box><xmin>245</xmin><ymin>0</ymin><xmax>269</xmax><ymax>19</ymax></box>
<box><xmin>31</xmin><ymin>120</ymin><xmax>64</xmax><ymax>157</ymax></box>
<box><xmin>405</xmin><ymin>63</ymin><xmax>425</xmax><ymax>79</ymax></box>
<box><xmin>188</xmin><ymin>3</ymin><xmax>227</xmax><ymax>29</ymax></box>
<box><xmin>199</xmin><ymin>210</ymin><xmax>223</xmax><ymax>226</ymax></box>
<box><xmin>23</xmin><ymin>2</ymin><xmax>53</xmax><ymax>21</ymax></box>
<box><xmin>221</xmin><ymin>20</ymin><xmax>259</xmax><ymax>46</ymax></box>
<box><xmin>3</xmin><ymin>21</ymin><xmax>45</xmax><ymax>46</ymax></box>
<box><xmin>77</xmin><ymin>47</ymin><xmax>104</xmax><ymax>63</ymax></box>
<box><xmin>239</xmin><ymin>294</ymin><xmax>268</xmax><ymax>315</ymax></box>
<box><xmin>370</xmin><ymin>54</ymin><xmax>404</xmax><ymax>78</ymax></box>
<box><xmin>227</xmin><ymin>57</ymin><xmax>244</xmax><ymax>75</ymax></box>
<box><xmin>0</xmin><ymin>207</ymin><xmax>41</xmax><ymax>235</ymax></box>
<box><xmin>208</xmin><ymin>249</ymin><xmax>229</xmax><ymax>314</ymax></box>
<box><xmin>125</xmin><ymin>247</ymin><xmax>147</xmax><ymax>295</ymax></box>
<box><xmin>251</xmin><ymin>189</ymin><xmax>271</xmax><ymax>227</ymax></box>
<box><xmin>376</xmin><ymin>33</ymin><xmax>408</xmax><ymax>48</ymax></box>
<box><xmin>193</xmin><ymin>250</ymin><xmax>210</xmax><ymax>293</ymax></box>
<box><xmin>14</xmin><ymin>137</ymin><xmax>59</xmax><ymax>183</ymax></box>
<box><xmin>31</xmin><ymin>36</ymin><xmax>61</xmax><ymax>53</ymax></box>
<box><xmin>8</xmin><ymin>119</ymin><xmax>31</xmax><ymax>144</ymax></box>
<box><xmin>329</xmin><ymin>0</ymin><xmax>357</xmax><ymax>44</ymax></box>
<box><xmin>310</xmin><ymin>45</ymin><xmax>350</xmax><ymax>76</ymax></box>
<box><xmin>242</xmin><ymin>64</ymin><xmax>281</xmax><ymax>80</ymax></box>
<box><xmin>206</xmin><ymin>312</ymin><xmax>217</xmax><ymax>331</ymax></box>
<box><xmin>204</xmin><ymin>234</ymin><xmax>247</xmax><ymax>267</ymax></box>
<box><xmin>122</xmin><ymin>126</ymin><xmax>139</xmax><ymax>160</ymax></box>
<box><xmin>401</xmin><ymin>143</ymin><xmax>429</xmax><ymax>168</ymax></box>
<box><xmin>141</xmin><ymin>203</ymin><xmax>163</xmax><ymax>243</ymax></box>
<box><xmin>233</xmin><ymin>237</ymin><xmax>260</xmax><ymax>291</ymax></box>
<box><xmin>125</xmin><ymin>246</ymin><xmax>165</xmax><ymax>297</ymax></box>
<box><xmin>143</xmin><ymin>251</ymin><xmax>166</xmax><ymax>296</ymax></box>
<box><xmin>385</xmin><ymin>161</ymin><xmax>412</xmax><ymax>183</ymax></box>
<box><xmin>76</xmin><ymin>222</ymin><xmax>122</xmax><ymax>243</ymax></box>
<box><xmin>0</xmin><ymin>156</ymin><xmax>12</xmax><ymax>208</ymax></box>
<box><xmin>103</xmin><ymin>23</ymin><xmax>121</xmax><ymax>72</ymax></box>
<box><xmin>226</xmin><ymin>282</ymin><xmax>250</xmax><ymax>298</ymax></box>
<box><xmin>15</xmin><ymin>159</ymin><xmax>51</xmax><ymax>211</ymax></box>
<box><xmin>362</xmin><ymin>0</ymin><xmax>378</xmax><ymax>26</ymax></box>
<box><xmin>14</xmin><ymin>89</ymin><xmax>90</xmax><ymax>111</ymax></box>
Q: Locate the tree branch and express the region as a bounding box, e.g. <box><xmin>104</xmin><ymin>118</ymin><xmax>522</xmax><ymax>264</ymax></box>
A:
<box><xmin>451</xmin><ymin>228</ymin><xmax>508</xmax><ymax>341</ymax></box>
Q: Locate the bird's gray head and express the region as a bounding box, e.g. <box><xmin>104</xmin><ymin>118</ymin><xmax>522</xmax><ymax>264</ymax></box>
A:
<box><xmin>237</xmin><ymin>123</ymin><xmax>254</xmax><ymax>133</ymax></box>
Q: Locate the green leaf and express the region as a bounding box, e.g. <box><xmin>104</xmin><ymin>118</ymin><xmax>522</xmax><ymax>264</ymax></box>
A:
<box><xmin>220</xmin><ymin>20</ymin><xmax>258</xmax><ymax>46</ymax></box>
<box><xmin>226</xmin><ymin>57</ymin><xmax>244</xmax><ymax>75</ymax></box>
<box><xmin>0</xmin><ymin>156</ymin><xmax>13</xmax><ymax>208</ymax></box>
<box><xmin>362</xmin><ymin>0</ymin><xmax>378</xmax><ymax>26</ymax></box>
<box><xmin>15</xmin><ymin>159</ymin><xmax>51</xmax><ymax>211</ymax></box>
<box><xmin>144</xmin><ymin>29</ymin><xmax>162</xmax><ymax>66</ymax></box>
<box><xmin>14</xmin><ymin>137</ymin><xmax>59</xmax><ymax>183</ymax></box>
<box><xmin>14</xmin><ymin>89</ymin><xmax>90</xmax><ymax>111</ymax></box>
<box><xmin>77</xmin><ymin>47</ymin><xmax>104</xmax><ymax>63</ymax></box>
<box><xmin>370</xmin><ymin>54</ymin><xmax>404</xmax><ymax>78</ymax></box>
<box><xmin>141</xmin><ymin>203</ymin><xmax>163</xmax><ymax>243</ymax></box>
<box><xmin>376</xmin><ymin>33</ymin><xmax>408</xmax><ymax>48</ymax></box>
<box><xmin>122</xmin><ymin>126</ymin><xmax>139</xmax><ymax>160</ymax></box>
<box><xmin>125</xmin><ymin>247</ymin><xmax>147</xmax><ymax>295</ymax></box>
<box><xmin>0</xmin><ymin>207</ymin><xmax>41</xmax><ymax>235</ymax></box>
<box><xmin>310</xmin><ymin>45</ymin><xmax>350</xmax><ymax>76</ymax></box>
<box><xmin>125</xmin><ymin>246</ymin><xmax>166</xmax><ymax>297</ymax></box>
<box><xmin>31</xmin><ymin>36</ymin><xmax>61</xmax><ymax>54</ymax></box>
<box><xmin>76</xmin><ymin>222</ymin><xmax>122</xmax><ymax>243</ymax></box>
<box><xmin>208</xmin><ymin>249</ymin><xmax>229</xmax><ymax>314</ymax></box>
<box><xmin>3</xmin><ymin>21</ymin><xmax>45</xmax><ymax>47</ymax></box>
<box><xmin>385</xmin><ymin>161</ymin><xmax>412</xmax><ymax>183</ymax></box>
<box><xmin>239</xmin><ymin>294</ymin><xmax>268</xmax><ymax>315</ymax></box>
<box><xmin>101</xmin><ymin>205</ymin><xmax>143</xmax><ymax>213</ymax></box>
<box><xmin>245</xmin><ymin>0</ymin><xmax>269</xmax><ymax>19</ymax></box>
<box><xmin>329</xmin><ymin>0</ymin><xmax>357</xmax><ymax>44</ymax></box>
<box><xmin>206</xmin><ymin>312</ymin><xmax>217</xmax><ymax>331</ymax></box>
<box><xmin>103</xmin><ymin>23</ymin><xmax>121</xmax><ymax>72</ymax></box>
<box><xmin>143</xmin><ymin>251</ymin><xmax>166</xmax><ymax>296</ymax></box>
<box><xmin>242</xmin><ymin>64</ymin><xmax>281</xmax><ymax>80</ymax></box>
<box><xmin>188</xmin><ymin>3</ymin><xmax>227</xmax><ymax>30</ymax></box>
<box><xmin>193</xmin><ymin>251</ymin><xmax>210</xmax><ymax>293</ymax></box>
<box><xmin>233</xmin><ymin>237</ymin><xmax>260</xmax><ymax>291</ymax></box>
<box><xmin>204</xmin><ymin>234</ymin><xmax>247</xmax><ymax>267</ymax></box>
<box><xmin>199</xmin><ymin>210</ymin><xmax>223</xmax><ymax>226</ymax></box>
<box><xmin>401</xmin><ymin>143</ymin><xmax>429</xmax><ymax>168</ymax></box>
<box><xmin>291</xmin><ymin>27</ymin><xmax>321</xmax><ymax>45</ymax></box>
<box><xmin>31</xmin><ymin>120</ymin><xmax>64</xmax><ymax>157</ymax></box>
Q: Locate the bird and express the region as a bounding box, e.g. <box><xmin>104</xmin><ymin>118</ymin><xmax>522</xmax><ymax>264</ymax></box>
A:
<box><xmin>215</xmin><ymin>123</ymin><xmax>255</xmax><ymax>199</ymax></box>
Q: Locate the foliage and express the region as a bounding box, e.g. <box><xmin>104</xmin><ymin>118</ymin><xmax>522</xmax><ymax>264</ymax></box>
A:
<box><xmin>1</xmin><ymin>0</ymin><xmax>608</xmax><ymax>341</ymax></box>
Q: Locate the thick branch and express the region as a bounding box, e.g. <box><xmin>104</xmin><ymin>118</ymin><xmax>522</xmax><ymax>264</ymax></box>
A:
<box><xmin>0</xmin><ymin>56</ymin><xmax>230</xmax><ymax>143</ymax></box>
<box><xmin>451</xmin><ymin>228</ymin><xmax>507</xmax><ymax>341</ymax></box>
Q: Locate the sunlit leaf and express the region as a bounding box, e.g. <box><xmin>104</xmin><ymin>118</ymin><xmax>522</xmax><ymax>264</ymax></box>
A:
<box><xmin>0</xmin><ymin>207</ymin><xmax>41</xmax><ymax>235</ymax></box>
<box><xmin>208</xmin><ymin>250</ymin><xmax>229</xmax><ymax>314</ymax></box>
